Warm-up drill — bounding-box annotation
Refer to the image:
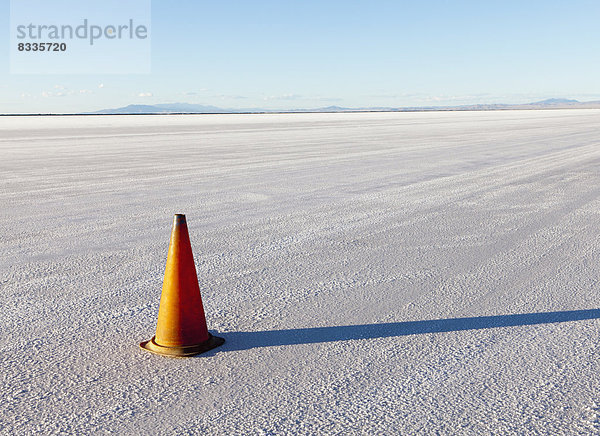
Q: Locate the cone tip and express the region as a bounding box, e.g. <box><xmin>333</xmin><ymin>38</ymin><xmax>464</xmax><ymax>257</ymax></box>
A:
<box><xmin>173</xmin><ymin>214</ymin><xmax>186</xmax><ymax>225</ymax></box>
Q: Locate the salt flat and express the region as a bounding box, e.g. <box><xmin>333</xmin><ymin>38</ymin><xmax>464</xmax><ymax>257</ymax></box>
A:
<box><xmin>1</xmin><ymin>110</ymin><xmax>600</xmax><ymax>434</ymax></box>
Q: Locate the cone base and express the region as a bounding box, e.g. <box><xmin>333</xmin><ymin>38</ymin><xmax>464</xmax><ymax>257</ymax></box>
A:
<box><xmin>140</xmin><ymin>333</ymin><xmax>225</xmax><ymax>357</ymax></box>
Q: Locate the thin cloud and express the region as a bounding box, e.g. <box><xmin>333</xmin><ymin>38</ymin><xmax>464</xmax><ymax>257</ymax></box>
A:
<box><xmin>214</xmin><ymin>94</ymin><xmax>248</xmax><ymax>100</ymax></box>
<box><xmin>263</xmin><ymin>94</ymin><xmax>302</xmax><ymax>101</ymax></box>
<box><xmin>184</xmin><ymin>88</ymin><xmax>208</xmax><ymax>96</ymax></box>
<box><xmin>279</xmin><ymin>93</ymin><xmax>302</xmax><ymax>100</ymax></box>
<box><xmin>42</xmin><ymin>91</ymin><xmax>67</xmax><ymax>98</ymax></box>
<box><xmin>313</xmin><ymin>96</ymin><xmax>343</xmax><ymax>102</ymax></box>
<box><xmin>367</xmin><ymin>93</ymin><xmax>424</xmax><ymax>99</ymax></box>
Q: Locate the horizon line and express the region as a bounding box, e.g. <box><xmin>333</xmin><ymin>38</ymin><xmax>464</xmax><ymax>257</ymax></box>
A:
<box><xmin>3</xmin><ymin>97</ymin><xmax>600</xmax><ymax>116</ymax></box>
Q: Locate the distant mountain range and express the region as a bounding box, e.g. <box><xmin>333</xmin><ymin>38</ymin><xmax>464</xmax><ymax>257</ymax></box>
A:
<box><xmin>91</xmin><ymin>103</ymin><xmax>230</xmax><ymax>114</ymax></box>
<box><xmin>85</xmin><ymin>98</ymin><xmax>600</xmax><ymax>115</ymax></box>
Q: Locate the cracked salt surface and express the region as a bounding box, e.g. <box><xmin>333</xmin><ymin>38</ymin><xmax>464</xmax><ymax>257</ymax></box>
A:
<box><xmin>1</xmin><ymin>110</ymin><xmax>600</xmax><ymax>434</ymax></box>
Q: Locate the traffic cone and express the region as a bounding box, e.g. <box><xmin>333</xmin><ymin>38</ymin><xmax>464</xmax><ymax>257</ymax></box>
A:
<box><xmin>140</xmin><ymin>214</ymin><xmax>224</xmax><ymax>357</ymax></box>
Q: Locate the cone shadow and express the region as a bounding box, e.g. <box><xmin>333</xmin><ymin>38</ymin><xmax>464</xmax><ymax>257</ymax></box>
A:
<box><xmin>217</xmin><ymin>308</ymin><xmax>600</xmax><ymax>353</ymax></box>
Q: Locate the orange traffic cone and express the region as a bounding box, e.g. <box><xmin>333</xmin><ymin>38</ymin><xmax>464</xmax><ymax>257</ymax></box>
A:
<box><xmin>140</xmin><ymin>214</ymin><xmax>224</xmax><ymax>357</ymax></box>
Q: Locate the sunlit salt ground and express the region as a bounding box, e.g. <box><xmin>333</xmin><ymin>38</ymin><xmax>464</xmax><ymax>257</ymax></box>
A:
<box><xmin>1</xmin><ymin>110</ymin><xmax>600</xmax><ymax>434</ymax></box>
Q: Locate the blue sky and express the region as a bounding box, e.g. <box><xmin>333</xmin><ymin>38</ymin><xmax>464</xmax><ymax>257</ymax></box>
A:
<box><xmin>2</xmin><ymin>0</ymin><xmax>600</xmax><ymax>113</ymax></box>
